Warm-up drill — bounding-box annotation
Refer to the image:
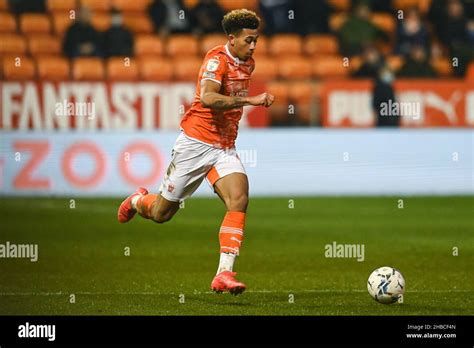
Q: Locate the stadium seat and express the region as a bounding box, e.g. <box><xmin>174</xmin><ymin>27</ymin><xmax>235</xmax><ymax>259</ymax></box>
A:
<box><xmin>288</xmin><ymin>81</ymin><xmax>317</xmax><ymax>125</ymax></box>
<box><xmin>387</xmin><ymin>55</ymin><xmax>404</xmax><ymax>72</ymax></box>
<box><xmin>111</xmin><ymin>0</ymin><xmax>153</xmax><ymax>13</ymax></box>
<box><xmin>218</xmin><ymin>0</ymin><xmax>258</xmax><ymax>12</ymax></box>
<box><xmin>107</xmin><ymin>57</ymin><xmax>139</xmax><ymax>81</ymax></box>
<box><xmin>72</xmin><ymin>57</ymin><xmax>105</xmax><ymax>80</ymax></box>
<box><xmin>371</xmin><ymin>13</ymin><xmax>396</xmax><ymax>36</ymax></box>
<box><xmin>52</xmin><ymin>11</ymin><xmax>75</xmax><ymax>36</ymax></box>
<box><xmin>312</xmin><ymin>55</ymin><xmax>350</xmax><ymax>79</ymax></box>
<box><xmin>304</xmin><ymin>35</ymin><xmax>339</xmax><ymax>56</ymax></box>
<box><xmin>47</xmin><ymin>0</ymin><xmax>76</xmax><ymax>12</ymax></box>
<box><xmin>200</xmin><ymin>34</ymin><xmax>227</xmax><ymax>55</ymax></box>
<box><xmin>27</xmin><ymin>35</ymin><xmax>62</xmax><ymax>57</ymax></box>
<box><xmin>2</xmin><ymin>55</ymin><xmax>36</xmax><ymax>80</ymax></box>
<box><xmin>174</xmin><ymin>57</ymin><xmax>202</xmax><ymax>81</ymax></box>
<box><xmin>431</xmin><ymin>57</ymin><xmax>453</xmax><ymax>76</ymax></box>
<box><xmin>467</xmin><ymin>61</ymin><xmax>474</xmax><ymax>80</ymax></box>
<box><xmin>123</xmin><ymin>13</ymin><xmax>153</xmax><ymax>34</ymax></box>
<box><xmin>251</xmin><ymin>56</ymin><xmax>277</xmax><ymax>80</ymax></box>
<box><xmin>269</xmin><ymin>34</ymin><xmax>303</xmax><ymax>56</ymax></box>
<box><xmin>36</xmin><ymin>56</ymin><xmax>70</xmax><ymax>80</ymax></box>
<box><xmin>183</xmin><ymin>0</ymin><xmax>199</xmax><ymax>9</ymax></box>
<box><xmin>139</xmin><ymin>57</ymin><xmax>173</xmax><ymax>81</ymax></box>
<box><xmin>328</xmin><ymin>0</ymin><xmax>351</xmax><ymax>12</ymax></box>
<box><xmin>80</xmin><ymin>0</ymin><xmax>111</xmax><ymax>12</ymax></box>
<box><xmin>251</xmin><ymin>36</ymin><xmax>268</xmax><ymax>58</ymax></box>
<box><xmin>266</xmin><ymin>81</ymin><xmax>290</xmax><ymax>124</ymax></box>
<box><xmin>0</xmin><ymin>34</ymin><xmax>27</xmax><ymax>55</ymax></box>
<box><xmin>277</xmin><ymin>56</ymin><xmax>312</xmax><ymax>80</ymax></box>
<box><xmin>329</xmin><ymin>13</ymin><xmax>347</xmax><ymax>32</ymax></box>
<box><xmin>0</xmin><ymin>0</ymin><xmax>8</xmax><ymax>10</ymax></box>
<box><xmin>91</xmin><ymin>13</ymin><xmax>111</xmax><ymax>31</ymax></box>
<box><xmin>0</xmin><ymin>12</ymin><xmax>17</xmax><ymax>33</ymax></box>
<box><xmin>20</xmin><ymin>14</ymin><xmax>52</xmax><ymax>35</ymax></box>
<box><xmin>166</xmin><ymin>35</ymin><xmax>199</xmax><ymax>57</ymax></box>
<box><xmin>135</xmin><ymin>35</ymin><xmax>164</xmax><ymax>56</ymax></box>
<box><xmin>393</xmin><ymin>0</ymin><xmax>431</xmax><ymax>13</ymax></box>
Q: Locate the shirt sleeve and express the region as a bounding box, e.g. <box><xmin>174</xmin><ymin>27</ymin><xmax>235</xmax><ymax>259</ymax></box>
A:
<box><xmin>199</xmin><ymin>54</ymin><xmax>227</xmax><ymax>85</ymax></box>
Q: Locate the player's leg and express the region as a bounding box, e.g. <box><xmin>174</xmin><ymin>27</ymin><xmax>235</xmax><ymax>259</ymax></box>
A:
<box><xmin>207</xmin><ymin>151</ymin><xmax>248</xmax><ymax>295</ymax></box>
<box><xmin>135</xmin><ymin>193</ymin><xmax>180</xmax><ymax>223</ymax></box>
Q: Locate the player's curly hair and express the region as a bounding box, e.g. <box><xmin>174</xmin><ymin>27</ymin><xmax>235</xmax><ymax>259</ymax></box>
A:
<box><xmin>221</xmin><ymin>9</ymin><xmax>260</xmax><ymax>36</ymax></box>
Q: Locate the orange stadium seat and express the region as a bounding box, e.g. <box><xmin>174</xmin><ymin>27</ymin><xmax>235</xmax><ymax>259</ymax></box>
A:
<box><xmin>112</xmin><ymin>0</ymin><xmax>153</xmax><ymax>13</ymax></box>
<box><xmin>27</xmin><ymin>35</ymin><xmax>62</xmax><ymax>57</ymax></box>
<box><xmin>266</xmin><ymin>81</ymin><xmax>289</xmax><ymax>105</ymax></box>
<box><xmin>312</xmin><ymin>55</ymin><xmax>350</xmax><ymax>79</ymax></box>
<box><xmin>135</xmin><ymin>35</ymin><xmax>164</xmax><ymax>56</ymax></box>
<box><xmin>183</xmin><ymin>0</ymin><xmax>199</xmax><ymax>9</ymax></box>
<box><xmin>251</xmin><ymin>56</ymin><xmax>277</xmax><ymax>80</ymax></box>
<box><xmin>91</xmin><ymin>13</ymin><xmax>111</xmax><ymax>32</ymax></box>
<box><xmin>0</xmin><ymin>12</ymin><xmax>17</xmax><ymax>33</ymax></box>
<box><xmin>0</xmin><ymin>0</ymin><xmax>8</xmax><ymax>10</ymax></box>
<box><xmin>0</xmin><ymin>34</ymin><xmax>27</xmax><ymax>55</ymax></box>
<box><xmin>251</xmin><ymin>36</ymin><xmax>268</xmax><ymax>58</ymax></box>
<box><xmin>393</xmin><ymin>0</ymin><xmax>432</xmax><ymax>13</ymax></box>
<box><xmin>431</xmin><ymin>57</ymin><xmax>453</xmax><ymax>76</ymax></box>
<box><xmin>277</xmin><ymin>56</ymin><xmax>312</xmax><ymax>80</ymax></box>
<box><xmin>269</xmin><ymin>34</ymin><xmax>303</xmax><ymax>56</ymax></box>
<box><xmin>304</xmin><ymin>35</ymin><xmax>339</xmax><ymax>56</ymax></box>
<box><xmin>166</xmin><ymin>35</ymin><xmax>199</xmax><ymax>57</ymax></box>
<box><xmin>80</xmin><ymin>0</ymin><xmax>111</xmax><ymax>12</ymax></box>
<box><xmin>2</xmin><ymin>55</ymin><xmax>36</xmax><ymax>80</ymax></box>
<box><xmin>52</xmin><ymin>11</ymin><xmax>75</xmax><ymax>36</ymax></box>
<box><xmin>387</xmin><ymin>55</ymin><xmax>404</xmax><ymax>72</ymax></box>
<box><xmin>201</xmin><ymin>34</ymin><xmax>227</xmax><ymax>55</ymax></box>
<box><xmin>174</xmin><ymin>57</ymin><xmax>202</xmax><ymax>81</ymax></box>
<box><xmin>329</xmin><ymin>13</ymin><xmax>348</xmax><ymax>32</ymax></box>
<box><xmin>72</xmin><ymin>57</ymin><xmax>105</xmax><ymax>80</ymax></box>
<box><xmin>139</xmin><ymin>57</ymin><xmax>173</xmax><ymax>81</ymax></box>
<box><xmin>123</xmin><ymin>13</ymin><xmax>153</xmax><ymax>34</ymax></box>
<box><xmin>467</xmin><ymin>62</ymin><xmax>474</xmax><ymax>80</ymax></box>
<box><xmin>20</xmin><ymin>14</ymin><xmax>52</xmax><ymax>35</ymax></box>
<box><xmin>371</xmin><ymin>13</ymin><xmax>396</xmax><ymax>36</ymax></box>
<box><xmin>218</xmin><ymin>0</ymin><xmax>258</xmax><ymax>11</ymax></box>
<box><xmin>36</xmin><ymin>56</ymin><xmax>70</xmax><ymax>80</ymax></box>
<box><xmin>47</xmin><ymin>0</ymin><xmax>77</xmax><ymax>12</ymax></box>
<box><xmin>107</xmin><ymin>57</ymin><xmax>139</xmax><ymax>81</ymax></box>
<box><xmin>328</xmin><ymin>0</ymin><xmax>351</xmax><ymax>12</ymax></box>
<box><xmin>288</xmin><ymin>81</ymin><xmax>316</xmax><ymax>125</ymax></box>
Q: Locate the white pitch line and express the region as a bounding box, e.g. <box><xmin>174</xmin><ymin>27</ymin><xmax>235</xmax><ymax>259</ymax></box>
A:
<box><xmin>0</xmin><ymin>289</ymin><xmax>471</xmax><ymax>296</ymax></box>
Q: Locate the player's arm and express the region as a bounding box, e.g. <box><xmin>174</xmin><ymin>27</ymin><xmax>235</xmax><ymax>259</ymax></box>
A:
<box><xmin>200</xmin><ymin>80</ymin><xmax>274</xmax><ymax>110</ymax></box>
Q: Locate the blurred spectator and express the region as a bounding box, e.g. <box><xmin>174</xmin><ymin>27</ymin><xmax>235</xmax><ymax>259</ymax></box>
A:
<box><xmin>191</xmin><ymin>0</ymin><xmax>224</xmax><ymax>35</ymax></box>
<box><xmin>259</xmin><ymin>0</ymin><xmax>293</xmax><ymax>36</ymax></box>
<box><xmin>352</xmin><ymin>45</ymin><xmax>386</xmax><ymax>78</ymax></box>
<box><xmin>440</xmin><ymin>0</ymin><xmax>468</xmax><ymax>52</ymax></box>
<box><xmin>63</xmin><ymin>7</ymin><xmax>104</xmax><ymax>58</ymax></box>
<box><xmin>373</xmin><ymin>66</ymin><xmax>399</xmax><ymax>127</ymax></box>
<box><xmin>103</xmin><ymin>9</ymin><xmax>134</xmax><ymax>58</ymax></box>
<box><xmin>8</xmin><ymin>0</ymin><xmax>46</xmax><ymax>14</ymax></box>
<box><xmin>394</xmin><ymin>7</ymin><xmax>430</xmax><ymax>56</ymax></box>
<box><xmin>364</xmin><ymin>0</ymin><xmax>395</xmax><ymax>14</ymax></box>
<box><xmin>292</xmin><ymin>0</ymin><xmax>334</xmax><ymax>35</ymax></box>
<box><xmin>338</xmin><ymin>2</ymin><xmax>389</xmax><ymax>56</ymax></box>
<box><xmin>148</xmin><ymin>0</ymin><xmax>192</xmax><ymax>36</ymax></box>
<box><xmin>397</xmin><ymin>45</ymin><xmax>437</xmax><ymax>78</ymax></box>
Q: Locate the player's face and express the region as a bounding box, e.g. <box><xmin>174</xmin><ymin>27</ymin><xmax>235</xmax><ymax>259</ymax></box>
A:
<box><xmin>230</xmin><ymin>29</ymin><xmax>259</xmax><ymax>61</ymax></box>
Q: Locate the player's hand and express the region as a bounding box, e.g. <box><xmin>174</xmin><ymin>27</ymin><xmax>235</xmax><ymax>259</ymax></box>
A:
<box><xmin>248</xmin><ymin>93</ymin><xmax>275</xmax><ymax>108</ymax></box>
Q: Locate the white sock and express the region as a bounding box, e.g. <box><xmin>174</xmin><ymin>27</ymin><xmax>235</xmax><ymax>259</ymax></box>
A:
<box><xmin>216</xmin><ymin>252</ymin><xmax>236</xmax><ymax>275</ymax></box>
<box><xmin>131</xmin><ymin>195</ymin><xmax>141</xmax><ymax>209</ymax></box>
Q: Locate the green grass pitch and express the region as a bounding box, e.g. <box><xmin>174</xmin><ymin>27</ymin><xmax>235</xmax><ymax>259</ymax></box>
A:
<box><xmin>0</xmin><ymin>196</ymin><xmax>472</xmax><ymax>315</ymax></box>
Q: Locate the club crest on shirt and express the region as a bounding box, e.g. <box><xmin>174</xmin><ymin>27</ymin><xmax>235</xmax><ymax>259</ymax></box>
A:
<box><xmin>206</xmin><ymin>59</ymin><xmax>220</xmax><ymax>72</ymax></box>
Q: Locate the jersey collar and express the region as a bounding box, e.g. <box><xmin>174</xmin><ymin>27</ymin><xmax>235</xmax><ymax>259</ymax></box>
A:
<box><xmin>225</xmin><ymin>43</ymin><xmax>241</xmax><ymax>65</ymax></box>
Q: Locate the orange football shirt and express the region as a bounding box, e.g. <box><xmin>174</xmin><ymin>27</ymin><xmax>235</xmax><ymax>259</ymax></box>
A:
<box><xmin>180</xmin><ymin>44</ymin><xmax>255</xmax><ymax>149</ymax></box>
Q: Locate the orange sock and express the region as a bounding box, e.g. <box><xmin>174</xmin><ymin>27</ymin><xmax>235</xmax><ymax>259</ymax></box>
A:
<box><xmin>219</xmin><ymin>211</ymin><xmax>246</xmax><ymax>255</ymax></box>
<box><xmin>136</xmin><ymin>194</ymin><xmax>158</xmax><ymax>219</ymax></box>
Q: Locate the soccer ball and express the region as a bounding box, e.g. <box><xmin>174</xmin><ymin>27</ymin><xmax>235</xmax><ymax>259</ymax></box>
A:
<box><xmin>367</xmin><ymin>266</ymin><xmax>405</xmax><ymax>304</ymax></box>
